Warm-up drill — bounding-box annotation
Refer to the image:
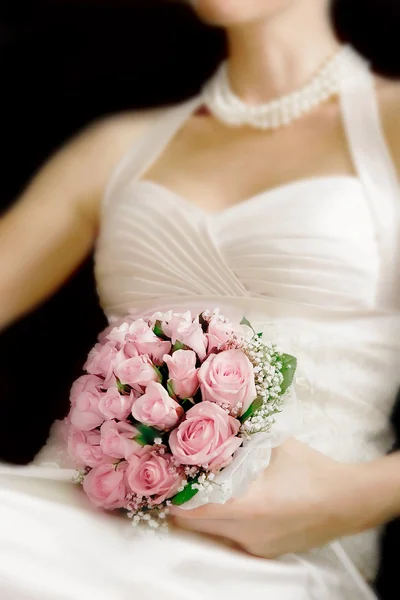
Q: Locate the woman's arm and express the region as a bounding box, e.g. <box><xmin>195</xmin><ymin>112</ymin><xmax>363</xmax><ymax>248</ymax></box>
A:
<box><xmin>362</xmin><ymin>451</ymin><xmax>400</xmax><ymax>528</ymax></box>
<box><xmin>0</xmin><ymin>109</ymin><xmax>162</xmax><ymax>331</ymax></box>
<box><xmin>379</xmin><ymin>77</ymin><xmax>400</xmax><ymax>175</ymax></box>
<box><xmin>172</xmin><ymin>440</ymin><xmax>400</xmax><ymax>558</ymax></box>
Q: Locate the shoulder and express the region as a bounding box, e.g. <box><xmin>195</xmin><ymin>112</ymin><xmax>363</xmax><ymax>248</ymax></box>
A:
<box><xmin>55</xmin><ymin>105</ymin><xmax>170</xmax><ymax>181</ymax></box>
<box><xmin>78</xmin><ymin>100</ymin><xmax>197</xmax><ymax>179</ymax></box>
<box><xmin>66</xmin><ymin>105</ymin><xmax>175</xmax><ymax>217</ymax></box>
<box><xmin>374</xmin><ymin>76</ymin><xmax>400</xmax><ymax>175</ymax></box>
<box><xmin>80</xmin><ymin>105</ymin><xmax>169</xmax><ymax>157</ymax></box>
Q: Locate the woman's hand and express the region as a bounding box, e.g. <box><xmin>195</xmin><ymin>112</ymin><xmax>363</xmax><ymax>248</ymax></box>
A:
<box><xmin>171</xmin><ymin>439</ymin><xmax>395</xmax><ymax>558</ymax></box>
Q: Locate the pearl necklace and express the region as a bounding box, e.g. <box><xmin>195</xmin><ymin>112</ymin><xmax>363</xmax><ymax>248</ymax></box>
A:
<box><xmin>202</xmin><ymin>45</ymin><xmax>350</xmax><ymax>130</ymax></box>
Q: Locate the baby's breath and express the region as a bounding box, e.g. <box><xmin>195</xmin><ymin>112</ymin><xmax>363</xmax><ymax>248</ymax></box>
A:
<box><xmin>241</xmin><ymin>336</ymin><xmax>286</xmax><ymax>435</ymax></box>
<box><xmin>127</xmin><ymin>504</ymin><xmax>170</xmax><ymax>532</ymax></box>
<box><xmin>189</xmin><ymin>473</ymin><xmax>230</xmax><ymax>503</ymax></box>
<box><xmin>72</xmin><ymin>469</ymin><xmax>88</xmax><ymax>485</ymax></box>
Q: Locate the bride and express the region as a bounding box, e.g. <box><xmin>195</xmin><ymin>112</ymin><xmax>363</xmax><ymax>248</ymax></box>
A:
<box><xmin>1</xmin><ymin>0</ymin><xmax>400</xmax><ymax>598</ymax></box>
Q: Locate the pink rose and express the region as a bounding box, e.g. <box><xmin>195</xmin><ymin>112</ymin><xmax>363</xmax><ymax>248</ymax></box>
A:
<box><xmin>84</xmin><ymin>341</ymin><xmax>118</xmax><ymax>381</ymax></box>
<box><xmin>124</xmin><ymin>319</ymin><xmax>171</xmax><ymax>365</ymax></box>
<box><xmin>163</xmin><ymin>350</ymin><xmax>199</xmax><ymax>399</ymax></box>
<box><xmin>114</xmin><ymin>355</ymin><xmax>160</xmax><ymax>391</ymax></box>
<box><xmin>100</xmin><ymin>420</ymin><xmax>140</xmax><ymax>460</ymax></box>
<box><xmin>98</xmin><ymin>323</ymin><xmax>117</xmax><ymax>345</ymax></box>
<box><xmin>125</xmin><ymin>448</ymin><xmax>182</xmax><ymax>504</ymax></box>
<box><xmin>198</xmin><ymin>349</ymin><xmax>257</xmax><ymax>416</ymax></box>
<box><xmin>83</xmin><ymin>463</ymin><xmax>127</xmax><ymax>510</ymax></box>
<box><xmin>131</xmin><ymin>382</ymin><xmax>184</xmax><ymax>431</ymax></box>
<box><xmin>169</xmin><ymin>402</ymin><xmax>242</xmax><ymax>471</ymax></box>
<box><xmin>105</xmin><ymin>323</ymin><xmax>141</xmax><ymax>361</ymax></box>
<box><xmin>99</xmin><ymin>387</ymin><xmax>133</xmax><ymax>420</ymax></box>
<box><xmin>68</xmin><ymin>428</ymin><xmax>107</xmax><ymax>468</ymax></box>
<box><xmin>100</xmin><ymin>375</ymin><xmax>119</xmax><ymax>391</ymax></box>
<box><xmin>162</xmin><ymin>311</ymin><xmax>207</xmax><ymax>360</ymax></box>
<box><xmin>70</xmin><ymin>374</ymin><xmax>104</xmax><ymax>406</ymax></box>
<box><xmin>122</xmin><ymin>342</ymin><xmax>139</xmax><ymax>359</ymax></box>
<box><xmin>161</xmin><ymin>311</ymin><xmax>191</xmax><ymax>338</ymax></box>
<box><xmin>206</xmin><ymin>317</ymin><xmax>246</xmax><ymax>353</ymax></box>
<box><xmin>104</xmin><ymin>321</ymin><xmax>131</xmax><ymax>348</ymax></box>
<box><xmin>70</xmin><ymin>387</ymin><xmax>104</xmax><ymax>431</ymax></box>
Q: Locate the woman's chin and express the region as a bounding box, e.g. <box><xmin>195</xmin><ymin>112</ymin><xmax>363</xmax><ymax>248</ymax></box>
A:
<box><xmin>192</xmin><ymin>0</ymin><xmax>293</xmax><ymax>28</ymax></box>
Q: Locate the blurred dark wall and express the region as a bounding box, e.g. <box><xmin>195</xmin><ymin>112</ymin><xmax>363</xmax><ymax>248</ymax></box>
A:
<box><xmin>0</xmin><ymin>1</ymin><xmax>399</xmax><ymax>597</ymax></box>
<box><xmin>1</xmin><ymin>0</ymin><xmax>223</xmax><ymax>208</ymax></box>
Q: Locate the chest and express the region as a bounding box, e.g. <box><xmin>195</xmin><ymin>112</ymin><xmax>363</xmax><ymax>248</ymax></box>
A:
<box><xmin>142</xmin><ymin>103</ymin><xmax>356</xmax><ymax>214</ymax></box>
<box><xmin>96</xmin><ymin>175</ymin><xmax>380</xmax><ymax>318</ymax></box>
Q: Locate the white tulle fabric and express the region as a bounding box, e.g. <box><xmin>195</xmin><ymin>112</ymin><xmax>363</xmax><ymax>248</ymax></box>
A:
<box><xmin>1</xmin><ymin>47</ymin><xmax>400</xmax><ymax>600</ymax></box>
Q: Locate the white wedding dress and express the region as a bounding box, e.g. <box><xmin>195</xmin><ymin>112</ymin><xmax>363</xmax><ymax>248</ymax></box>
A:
<box><xmin>1</xmin><ymin>48</ymin><xmax>400</xmax><ymax>600</ymax></box>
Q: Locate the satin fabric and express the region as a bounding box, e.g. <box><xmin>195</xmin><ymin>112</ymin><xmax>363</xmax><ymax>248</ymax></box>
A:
<box><xmin>1</xmin><ymin>46</ymin><xmax>399</xmax><ymax>599</ymax></box>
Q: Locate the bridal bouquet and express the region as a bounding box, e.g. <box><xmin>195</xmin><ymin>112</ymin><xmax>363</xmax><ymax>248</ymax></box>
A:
<box><xmin>66</xmin><ymin>309</ymin><xmax>297</xmax><ymax>528</ymax></box>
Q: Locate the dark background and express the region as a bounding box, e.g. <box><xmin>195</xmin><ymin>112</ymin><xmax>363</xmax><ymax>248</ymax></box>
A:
<box><xmin>0</xmin><ymin>0</ymin><xmax>399</xmax><ymax>597</ymax></box>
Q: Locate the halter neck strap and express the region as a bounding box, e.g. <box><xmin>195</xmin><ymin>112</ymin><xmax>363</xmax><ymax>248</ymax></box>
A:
<box><xmin>338</xmin><ymin>47</ymin><xmax>400</xmax><ymax>311</ymax></box>
<box><xmin>103</xmin><ymin>96</ymin><xmax>203</xmax><ymax>210</ymax></box>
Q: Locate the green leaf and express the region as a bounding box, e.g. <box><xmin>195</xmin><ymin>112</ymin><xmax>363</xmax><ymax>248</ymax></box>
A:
<box><xmin>279</xmin><ymin>354</ymin><xmax>297</xmax><ymax>394</ymax></box>
<box><xmin>134</xmin><ymin>423</ymin><xmax>162</xmax><ymax>447</ymax></box>
<box><xmin>116</xmin><ymin>378</ymin><xmax>131</xmax><ymax>395</ymax></box>
<box><xmin>167</xmin><ymin>380</ymin><xmax>176</xmax><ymax>399</ymax></box>
<box><xmin>172</xmin><ymin>341</ymin><xmax>187</xmax><ymax>352</ymax></box>
<box><xmin>153</xmin><ymin>365</ymin><xmax>164</xmax><ymax>384</ymax></box>
<box><xmin>153</xmin><ymin>321</ymin><xmax>170</xmax><ymax>341</ymax></box>
<box><xmin>240</xmin><ymin>316</ymin><xmax>255</xmax><ymax>333</ymax></box>
<box><xmin>239</xmin><ymin>396</ymin><xmax>264</xmax><ymax>423</ymax></box>
<box><xmin>153</xmin><ymin>321</ymin><xmax>164</xmax><ymax>337</ymax></box>
<box><xmin>170</xmin><ymin>478</ymin><xmax>200</xmax><ymax>506</ymax></box>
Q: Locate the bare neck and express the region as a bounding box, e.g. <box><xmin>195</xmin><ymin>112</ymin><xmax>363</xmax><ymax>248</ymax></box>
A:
<box><xmin>225</xmin><ymin>1</ymin><xmax>340</xmax><ymax>103</ymax></box>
